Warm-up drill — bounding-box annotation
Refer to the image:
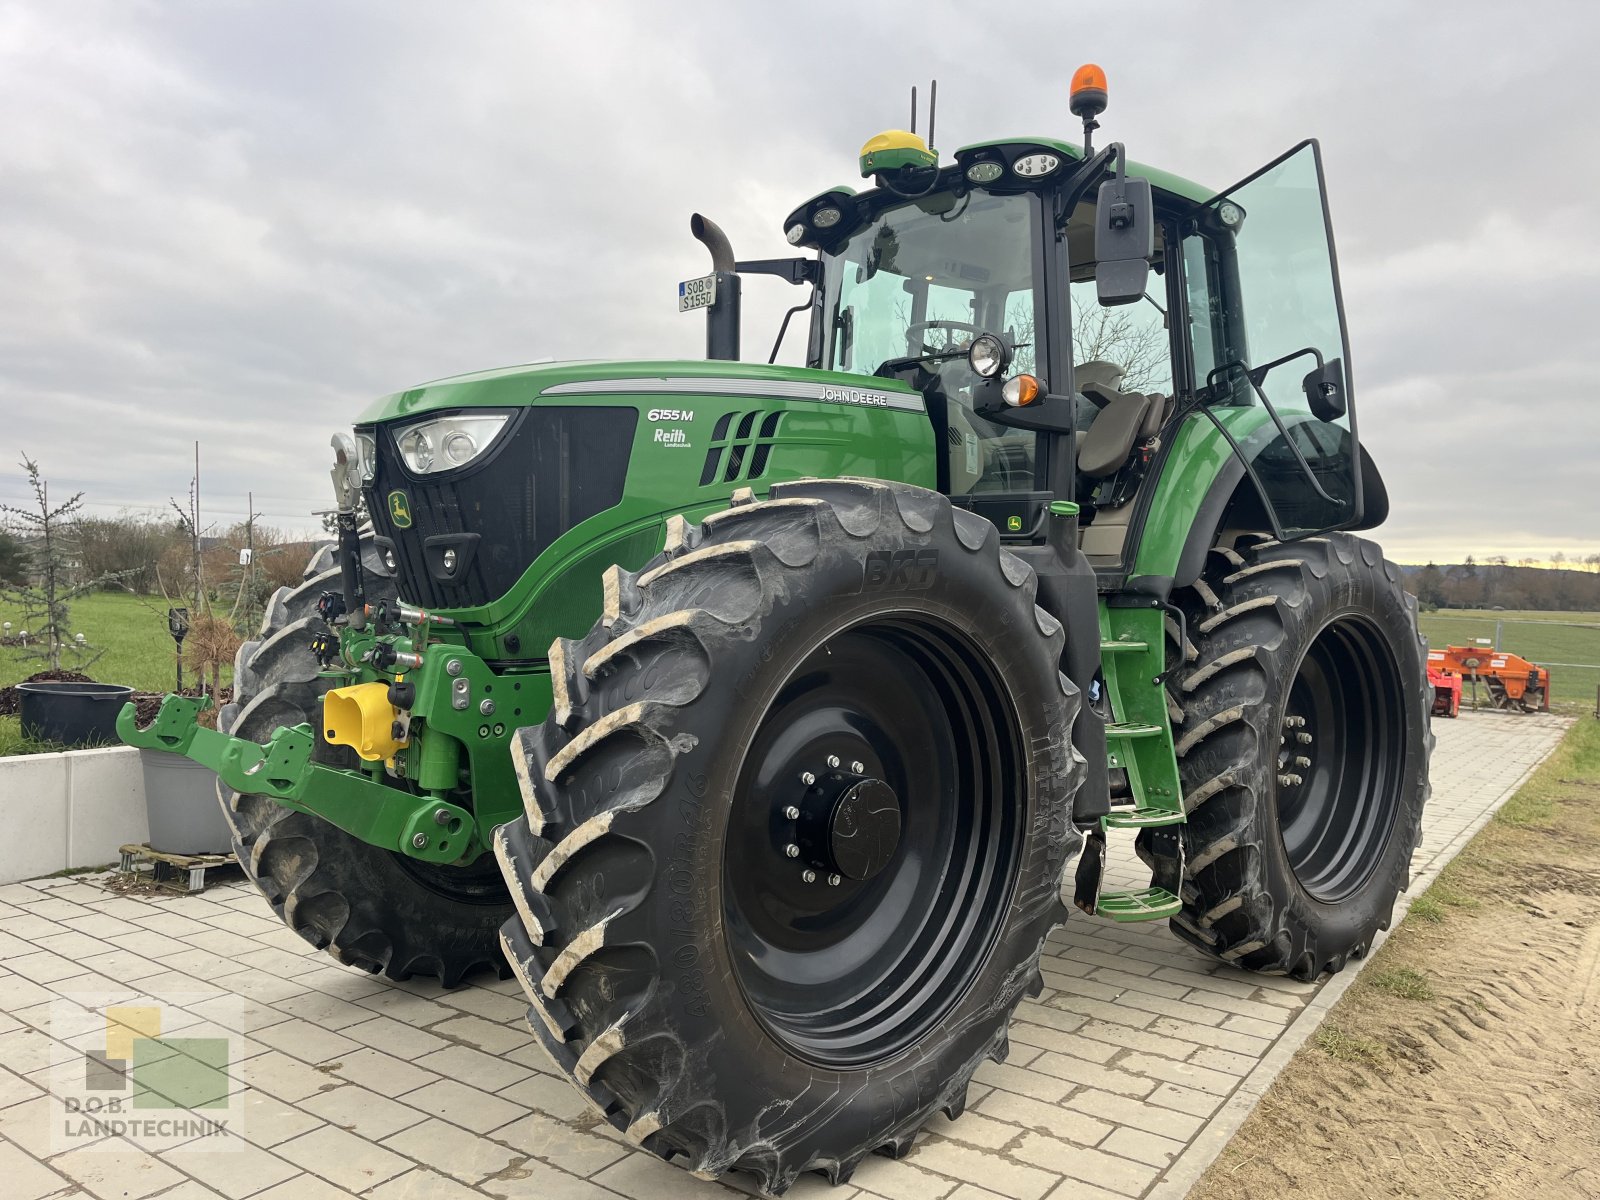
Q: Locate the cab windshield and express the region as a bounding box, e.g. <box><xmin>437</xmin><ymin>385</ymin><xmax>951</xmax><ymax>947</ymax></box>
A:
<box><xmin>818</xmin><ymin>191</ymin><xmax>1042</xmax><ymax>379</ymax></box>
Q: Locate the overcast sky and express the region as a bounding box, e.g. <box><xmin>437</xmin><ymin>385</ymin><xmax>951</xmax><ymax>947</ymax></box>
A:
<box><xmin>2</xmin><ymin>1</ymin><xmax>1595</xmax><ymax>564</ymax></box>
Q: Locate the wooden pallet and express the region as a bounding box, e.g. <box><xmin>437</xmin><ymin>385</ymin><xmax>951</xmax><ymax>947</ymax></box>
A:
<box><xmin>117</xmin><ymin>844</ymin><xmax>238</xmax><ymax>894</ymax></box>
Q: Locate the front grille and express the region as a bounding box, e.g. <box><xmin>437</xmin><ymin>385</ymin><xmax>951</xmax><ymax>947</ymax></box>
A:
<box><xmin>363</xmin><ymin>406</ymin><xmax>637</xmax><ymax>609</ymax></box>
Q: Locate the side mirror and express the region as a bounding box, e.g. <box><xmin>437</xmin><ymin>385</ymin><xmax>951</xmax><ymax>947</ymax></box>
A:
<box><xmin>1094</xmin><ymin>174</ymin><xmax>1154</xmax><ymax>307</ymax></box>
<box><xmin>1302</xmin><ymin>357</ymin><xmax>1348</xmax><ymax>421</ymax></box>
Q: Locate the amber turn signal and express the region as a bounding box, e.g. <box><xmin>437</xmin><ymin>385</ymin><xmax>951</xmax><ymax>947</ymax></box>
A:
<box><xmin>1002</xmin><ymin>374</ymin><xmax>1040</xmax><ymax>407</ymax></box>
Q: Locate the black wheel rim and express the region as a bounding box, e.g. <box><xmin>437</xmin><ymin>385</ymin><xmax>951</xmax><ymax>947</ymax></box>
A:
<box><xmin>392</xmin><ymin>849</ymin><xmax>508</xmax><ymax>903</ymax></box>
<box><xmin>1275</xmin><ymin>614</ymin><xmax>1406</xmax><ymax>903</ymax></box>
<box><xmin>723</xmin><ymin>615</ymin><xmax>1025</xmax><ymax>1069</ymax></box>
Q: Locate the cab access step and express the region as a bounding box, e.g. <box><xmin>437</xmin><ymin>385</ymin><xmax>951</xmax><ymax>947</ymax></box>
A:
<box><xmin>1074</xmin><ymin>598</ymin><xmax>1187</xmax><ymax>922</ymax></box>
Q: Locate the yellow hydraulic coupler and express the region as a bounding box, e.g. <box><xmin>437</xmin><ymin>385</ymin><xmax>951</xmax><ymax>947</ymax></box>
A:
<box><xmin>323</xmin><ymin>682</ymin><xmax>409</xmax><ymax>762</ymax></box>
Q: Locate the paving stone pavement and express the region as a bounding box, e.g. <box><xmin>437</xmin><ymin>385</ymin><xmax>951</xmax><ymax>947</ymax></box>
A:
<box><xmin>0</xmin><ymin>710</ymin><xmax>1569</xmax><ymax>1200</ymax></box>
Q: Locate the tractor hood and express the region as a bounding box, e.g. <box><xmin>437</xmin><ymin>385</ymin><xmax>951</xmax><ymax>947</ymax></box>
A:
<box><xmin>352</xmin><ymin>359</ymin><xmax>936</xmax><ymax>660</ymax></box>
<box><xmin>355</xmin><ymin>359</ymin><xmax>923</xmax><ymax>425</ymax></box>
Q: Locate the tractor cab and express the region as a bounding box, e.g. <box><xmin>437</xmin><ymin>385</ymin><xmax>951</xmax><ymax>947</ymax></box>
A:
<box><xmin>760</xmin><ymin>67</ymin><xmax>1375</xmax><ymax>584</ymax></box>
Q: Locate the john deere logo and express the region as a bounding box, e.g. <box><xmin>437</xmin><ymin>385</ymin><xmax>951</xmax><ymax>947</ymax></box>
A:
<box><xmin>1007</xmin><ymin>514</ymin><xmax>1023</xmax><ymax>532</ymax></box>
<box><xmin>387</xmin><ymin>490</ymin><xmax>413</xmax><ymax>528</ymax></box>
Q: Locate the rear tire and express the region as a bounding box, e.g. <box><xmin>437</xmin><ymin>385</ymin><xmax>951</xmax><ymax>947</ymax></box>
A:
<box><xmin>1161</xmin><ymin>533</ymin><xmax>1431</xmax><ymax>979</ymax></box>
<box><xmin>219</xmin><ymin>540</ymin><xmax>512</xmax><ymax>985</ymax></box>
<box><xmin>495</xmin><ymin>480</ymin><xmax>1083</xmax><ymax>1193</ymax></box>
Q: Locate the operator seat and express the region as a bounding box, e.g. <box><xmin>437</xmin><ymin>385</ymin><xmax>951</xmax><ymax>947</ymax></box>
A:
<box><xmin>1078</xmin><ymin>374</ymin><xmax>1170</xmax><ymax>490</ymax></box>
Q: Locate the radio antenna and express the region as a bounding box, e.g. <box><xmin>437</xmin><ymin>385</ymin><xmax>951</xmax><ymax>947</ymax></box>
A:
<box><xmin>927</xmin><ymin>79</ymin><xmax>938</xmax><ymax>149</ymax></box>
<box><xmin>910</xmin><ymin>85</ymin><xmax>917</xmax><ymax>134</ymax></box>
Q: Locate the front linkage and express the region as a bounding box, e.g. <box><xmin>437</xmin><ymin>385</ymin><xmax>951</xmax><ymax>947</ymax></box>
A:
<box><xmin>121</xmin><ymin>436</ymin><xmax>532</xmax><ymax>868</ymax></box>
<box><xmin>119</xmin><ymin>599</ymin><xmax>527</xmax><ymax>866</ymax></box>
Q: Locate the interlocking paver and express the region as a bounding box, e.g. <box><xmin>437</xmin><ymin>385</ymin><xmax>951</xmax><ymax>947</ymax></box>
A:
<box><xmin>0</xmin><ymin>711</ymin><xmax>1567</xmax><ymax>1200</ymax></box>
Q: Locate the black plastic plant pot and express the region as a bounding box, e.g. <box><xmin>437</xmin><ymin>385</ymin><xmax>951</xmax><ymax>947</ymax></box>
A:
<box><xmin>17</xmin><ymin>681</ymin><xmax>136</xmax><ymax>748</ymax></box>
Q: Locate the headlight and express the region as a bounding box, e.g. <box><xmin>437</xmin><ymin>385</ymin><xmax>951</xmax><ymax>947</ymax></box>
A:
<box><xmin>968</xmin><ymin>333</ymin><xmax>1009</xmax><ymax>379</ymax></box>
<box><xmin>393</xmin><ymin>414</ymin><xmax>510</xmax><ymax>475</ymax></box>
<box><xmin>355</xmin><ymin>432</ymin><xmax>377</xmax><ymax>482</ymax></box>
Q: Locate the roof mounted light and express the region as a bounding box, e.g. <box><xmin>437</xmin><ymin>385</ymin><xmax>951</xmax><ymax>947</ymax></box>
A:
<box><xmin>965</xmin><ymin>160</ymin><xmax>1004</xmax><ymax>184</ymax></box>
<box><xmin>1070</xmin><ymin>63</ymin><xmax>1109</xmax><ymax>155</ymax></box>
<box><xmin>786</xmin><ymin>223</ymin><xmax>807</xmax><ymax>245</ymax></box>
<box><xmin>813</xmin><ymin>205</ymin><xmax>842</xmax><ymax>229</ymax></box>
<box><xmin>1012</xmin><ymin>152</ymin><xmax>1061</xmax><ymax>178</ymax></box>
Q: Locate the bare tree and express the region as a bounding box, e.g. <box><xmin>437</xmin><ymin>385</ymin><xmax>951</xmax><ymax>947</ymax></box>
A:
<box><xmin>1</xmin><ymin>457</ymin><xmax>117</xmax><ymax>672</ymax></box>
<box><xmin>1071</xmin><ymin>294</ymin><xmax>1169</xmax><ymax>392</ymax></box>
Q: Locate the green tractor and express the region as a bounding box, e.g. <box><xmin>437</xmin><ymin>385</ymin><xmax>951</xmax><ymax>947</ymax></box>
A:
<box><xmin>124</xmin><ymin>67</ymin><xmax>1430</xmax><ymax>1193</ymax></box>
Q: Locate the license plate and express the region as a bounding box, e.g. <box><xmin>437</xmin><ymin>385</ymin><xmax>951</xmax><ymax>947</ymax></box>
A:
<box><xmin>678</xmin><ymin>274</ymin><xmax>717</xmax><ymax>312</ymax></box>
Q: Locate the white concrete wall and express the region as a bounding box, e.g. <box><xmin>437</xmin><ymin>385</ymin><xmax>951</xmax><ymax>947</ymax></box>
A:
<box><xmin>0</xmin><ymin>745</ymin><xmax>150</xmax><ymax>883</ymax></box>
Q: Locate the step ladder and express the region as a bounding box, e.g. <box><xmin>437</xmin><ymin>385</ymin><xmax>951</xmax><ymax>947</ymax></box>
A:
<box><xmin>1077</xmin><ymin>603</ymin><xmax>1185</xmax><ymax>922</ymax></box>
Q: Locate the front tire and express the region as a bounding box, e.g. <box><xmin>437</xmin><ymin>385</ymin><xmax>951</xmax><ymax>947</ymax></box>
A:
<box><xmin>495</xmin><ymin>480</ymin><xmax>1083</xmax><ymax>1194</ymax></box>
<box><xmin>1162</xmin><ymin>533</ymin><xmax>1431</xmax><ymax>978</ymax></box>
<box><xmin>219</xmin><ymin>541</ymin><xmax>512</xmax><ymax>985</ymax></box>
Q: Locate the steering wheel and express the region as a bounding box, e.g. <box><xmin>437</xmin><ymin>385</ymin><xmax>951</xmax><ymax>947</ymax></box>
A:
<box><xmin>905</xmin><ymin>319</ymin><xmax>984</xmax><ymax>356</ymax></box>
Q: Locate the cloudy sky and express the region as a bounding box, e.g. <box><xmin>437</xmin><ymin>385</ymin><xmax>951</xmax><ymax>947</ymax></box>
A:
<box><xmin>1</xmin><ymin>1</ymin><xmax>1595</xmax><ymax>563</ymax></box>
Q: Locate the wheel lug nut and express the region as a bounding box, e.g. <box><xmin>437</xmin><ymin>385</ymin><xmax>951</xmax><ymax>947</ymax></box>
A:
<box><xmin>827</xmin><ymin>755</ymin><xmax>841</xmax><ymax>768</ymax></box>
<box><xmin>783</xmin><ymin>805</ymin><xmax>800</xmax><ymax>820</ymax></box>
<box><xmin>800</xmin><ymin>771</ymin><xmax>816</xmax><ymax>786</ymax></box>
<box><xmin>827</xmin><ymin>874</ymin><xmax>842</xmax><ymax>886</ymax></box>
<box><xmin>801</xmin><ymin>869</ymin><xmax>817</xmax><ymax>883</ymax></box>
<box><xmin>850</xmin><ymin>760</ymin><xmax>864</xmax><ymax>774</ymax></box>
<box><xmin>1294</xmin><ymin>756</ymin><xmax>1311</xmax><ymax>768</ymax></box>
<box><xmin>784</xmin><ymin>844</ymin><xmax>800</xmax><ymax>858</ymax></box>
<box><xmin>1297</xmin><ymin>732</ymin><xmax>1313</xmax><ymax>744</ymax></box>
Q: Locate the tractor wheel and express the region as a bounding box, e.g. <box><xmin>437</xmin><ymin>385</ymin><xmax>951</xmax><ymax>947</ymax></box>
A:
<box><xmin>1159</xmin><ymin>533</ymin><xmax>1432</xmax><ymax>979</ymax></box>
<box><xmin>496</xmin><ymin>480</ymin><xmax>1083</xmax><ymax>1194</ymax></box>
<box><xmin>218</xmin><ymin>540</ymin><xmax>512</xmax><ymax>986</ymax></box>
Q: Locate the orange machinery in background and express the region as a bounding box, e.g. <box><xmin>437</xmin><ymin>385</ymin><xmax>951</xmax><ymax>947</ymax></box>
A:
<box><xmin>1427</xmin><ymin>645</ymin><xmax>1551</xmax><ymax>712</ymax></box>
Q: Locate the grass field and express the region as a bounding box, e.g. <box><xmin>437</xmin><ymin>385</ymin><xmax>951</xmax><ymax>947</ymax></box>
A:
<box><xmin>0</xmin><ymin>590</ymin><xmax>229</xmax><ymax>693</ymax></box>
<box><xmin>1</xmin><ymin>590</ymin><xmax>238</xmax><ymax>755</ymax></box>
<box><xmin>1418</xmin><ymin>607</ymin><xmax>1600</xmax><ymax>704</ymax></box>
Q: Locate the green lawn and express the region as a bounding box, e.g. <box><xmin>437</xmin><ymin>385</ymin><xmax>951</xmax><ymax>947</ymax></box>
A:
<box><xmin>1</xmin><ymin>590</ymin><xmax>239</xmax><ymax>755</ymax></box>
<box><xmin>0</xmin><ymin>590</ymin><xmax>228</xmax><ymax>692</ymax></box>
<box><xmin>1417</xmin><ymin>607</ymin><xmax>1600</xmax><ymax>704</ymax></box>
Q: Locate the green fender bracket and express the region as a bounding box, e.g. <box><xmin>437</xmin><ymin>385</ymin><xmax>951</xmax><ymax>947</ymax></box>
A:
<box><xmin>117</xmin><ymin>695</ymin><xmax>481</xmax><ymax>865</ymax></box>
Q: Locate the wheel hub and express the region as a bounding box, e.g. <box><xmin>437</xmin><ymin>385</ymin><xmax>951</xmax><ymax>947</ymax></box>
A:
<box><xmin>790</xmin><ymin>770</ymin><xmax>902</xmax><ymax>883</ymax></box>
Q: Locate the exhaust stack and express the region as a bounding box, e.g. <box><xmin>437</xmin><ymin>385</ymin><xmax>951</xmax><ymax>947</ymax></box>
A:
<box><xmin>690</xmin><ymin>213</ymin><xmax>741</xmax><ymax>361</ymax></box>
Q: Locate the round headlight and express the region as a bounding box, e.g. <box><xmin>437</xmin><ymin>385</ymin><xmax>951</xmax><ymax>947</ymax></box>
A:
<box><xmin>965</xmin><ymin>161</ymin><xmax>1004</xmax><ymax>184</ymax></box>
<box><xmin>399</xmin><ymin>428</ymin><xmax>433</xmax><ymax>471</ymax></box>
<box><xmin>813</xmin><ymin>205</ymin><xmax>842</xmax><ymax>229</ymax></box>
<box><xmin>786</xmin><ymin>223</ymin><xmax>808</xmax><ymax>245</ymax></box>
<box><xmin>967</xmin><ymin>333</ymin><xmax>1008</xmax><ymax>379</ymax></box>
<box><xmin>1218</xmin><ymin>201</ymin><xmax>1244</xmax><ymax>228</ymax></box>
<box><xmin>442</xmin><ymin>430</ymin><xmax>477</xmax><ymax>466</ymax></box>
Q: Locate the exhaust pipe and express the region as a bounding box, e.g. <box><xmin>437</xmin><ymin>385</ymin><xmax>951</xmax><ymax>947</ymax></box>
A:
<box><xmin>690</xmin><ymin>213</ymin><xmax>741</xmax><ymax>361</ymax></box>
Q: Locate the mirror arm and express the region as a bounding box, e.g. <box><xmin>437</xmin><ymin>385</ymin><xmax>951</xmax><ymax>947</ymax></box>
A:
<box><xmin>735</xmin><ymin>257</ymin><xmax>819</xmax><ymax>286</ymax></box>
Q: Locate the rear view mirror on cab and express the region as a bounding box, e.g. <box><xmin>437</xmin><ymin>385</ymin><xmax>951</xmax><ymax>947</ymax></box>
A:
<box><xmin>1094</xmin><ymin>173</ymin><xmax>1154</xmax><ymax>306</ymax></box>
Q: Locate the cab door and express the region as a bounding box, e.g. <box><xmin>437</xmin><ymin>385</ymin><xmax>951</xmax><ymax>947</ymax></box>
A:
<box><xmin>1184</xmin><ymin>140</ymin><xmax>1361</xmax><ymax>539</ymax></box>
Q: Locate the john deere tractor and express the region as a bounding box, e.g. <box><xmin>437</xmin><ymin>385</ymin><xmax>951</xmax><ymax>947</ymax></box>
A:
<box><xmin>124</xmin><ymin>67</ymin><xmax>1430</xmax><ymax>1193</ymax></box>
